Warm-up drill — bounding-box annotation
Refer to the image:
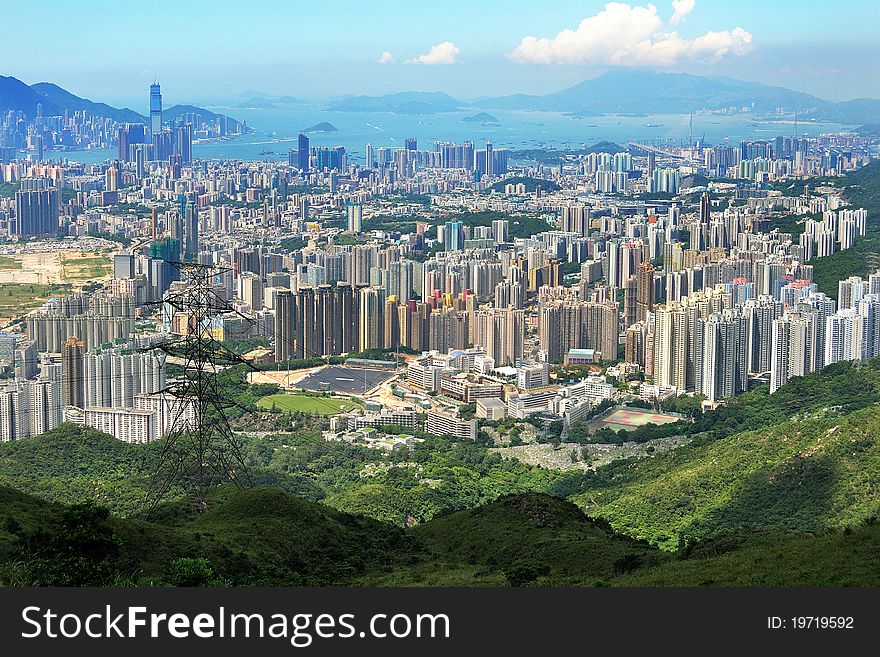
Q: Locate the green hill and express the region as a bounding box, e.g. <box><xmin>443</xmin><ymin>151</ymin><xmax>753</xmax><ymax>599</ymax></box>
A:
<box><xmin>489</xmin><ymin>176</ymin><xmax>561</xmax><ymax>194</ymax></box>
<box><xmin>1</xmin><ymin>485</ymin><xmax>877</xmax><ymax>587</ymax></box>
<box><xmin>0</xmin><ymin>485</ymin><xmax>413</xmax><ymax>586</ymax></box>
<box><xmin>612</xmin><ymin>524</ymin><xmax>880</xmax><ymax>587</ymax></box>
<box><xmin>372</xmin><ymin>493</ymin><xmax>663</xmax><ymax>586</ymax></box>
<box><xmin>570</xmin><ymin>396</ymin><xmax>880</xmax><ymax>550</ymax></box>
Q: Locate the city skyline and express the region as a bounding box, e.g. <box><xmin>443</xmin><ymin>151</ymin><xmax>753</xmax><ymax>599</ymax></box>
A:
<box><xmin>4</xmin><ymin>0</ymin><xmax>880</xmax><ymax>105</ymax></box>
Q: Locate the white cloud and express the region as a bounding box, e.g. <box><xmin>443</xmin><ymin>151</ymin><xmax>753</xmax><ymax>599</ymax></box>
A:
<box><xmin>378</xmin><ymin>51</ymin><xmax>395</xmax><ymax>64</ymax></box>
<box><xmin>508</xmin><ymin>2</ymin><xmax>751</xmax><ymax>67</ymax></box>
<box><xmin>406</xmin><ymin>41</ymin><xmax>460</xmax><ymax>65</ymax></box>
<box><xmin>670</xmin><ymin>0</ymin><xmax>695</xmax><ymax>25</ymax></box>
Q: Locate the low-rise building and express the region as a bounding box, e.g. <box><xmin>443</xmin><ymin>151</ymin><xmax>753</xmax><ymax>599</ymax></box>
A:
<box><xmin>476</xmin><ymin>397</ymin><xmax>507</xmax><ymax>420</ymax></box>
<box><xmin>426</xmin><ymin>410</ymin><xmax>478</xmax><ymax>440</ymax></box>
<box><xmin>439</xmin><ymin>373</ymin><xmax>504</xmax><ymax>402</ymax></box>
<box><xmin>84</xmin><ymin>407</ymin><xmax>156</xmax><ymax>443</ymax></box>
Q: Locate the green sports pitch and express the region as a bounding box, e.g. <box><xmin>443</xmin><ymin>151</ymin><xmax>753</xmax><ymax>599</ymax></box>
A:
<box><xmin>257</xmin><ymin>393</ymin><xmax>361</xmax><ymax>415</ymax></box>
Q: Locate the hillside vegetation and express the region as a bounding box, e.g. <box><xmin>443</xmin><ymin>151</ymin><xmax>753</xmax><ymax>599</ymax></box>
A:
<box><xmin>1</xmin><ymin>485</ymin><xmax>876</xmax><ymax>587</ymax></box>
<box><xmin>571</xmin><ymin>404</ymin><xmax>880</xmax><ymax>550</ymax></box>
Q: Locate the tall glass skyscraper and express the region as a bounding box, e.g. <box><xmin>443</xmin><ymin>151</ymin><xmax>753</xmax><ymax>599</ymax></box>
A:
<box><xmin>298</xmin><ymin>133</ymin><xmax>309</xmax><ymax>172</ymax></box>
<box><xmin>150</xmin><ymin>83</ymin><xmax>162</xmax><ymax>136</ymax></box>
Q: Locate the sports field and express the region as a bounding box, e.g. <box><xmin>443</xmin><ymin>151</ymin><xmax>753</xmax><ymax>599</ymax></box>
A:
<box><xmin>257</xmin><ymin>393</ymin><xmax>361</xmax><ymax>415</ymax></box>
<box><xmin>588</xmin><ymin>406</ymin><xmax>682</xmax><ymax>433</ymax></box>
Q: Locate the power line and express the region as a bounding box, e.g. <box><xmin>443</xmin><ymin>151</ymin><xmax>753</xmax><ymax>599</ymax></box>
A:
<box><xmin>145</xmin><ymin>261</ymin><xmax>258</xmax><ymax>513</ymax></box>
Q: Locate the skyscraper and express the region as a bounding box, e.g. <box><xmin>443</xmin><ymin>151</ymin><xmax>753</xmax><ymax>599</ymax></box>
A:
<box><xmin>62</xmin><ymin>336</ymin><xmax>85</xmax><ymax>409</ymax></box>
<box><xmin>347</xmin><ymin>203</ymin><xmax>363</xmax><ymax>233</ymax></box>
<box><xmin>274</xmin><ymin>289</ymin><xmax>295</xmax><ymax>362</ymax></box>
<box><xmin>444</xmin><ymin>220</ymin><xmax>463</xmax><ymax>251</ymax></box>
<box><xmin>149</xmin><ymin>82</ymin><xmax>162</xmax><ymax>137</ymax></box>
<box><xmin>175</xmin><ymin>123</ymin><xmax>193</xmax><ymax>164</ymax></box>
<box><xmin>297</xmin><ymin>133</ymin><xmax>310</xmax><ymax>172</ymax></box>
<box><xmin>699</xmin><ymin>191</ymin><xmax>711</xmax><ymax>224</ymax></box>
<box><xmin>636</xmin><ymin>262</ymin><xmax>655</xmax><ymax>323</ymax></box>
<box><xmin>770</xmin><ymin>311</ymin><xmax>816</xmax><ymax>393</ymax></box>
<box><xmin>14</xmin><ymin>182</ymin><xmax>59</xmax><ymax>237</ymax></box>
<box><xmin>180</xmin><ymin>193</ymin><xmax>199</xmax><ymax>261</ymax></box>
<box><xmin>359</xmin><ymin>287</ymin><xmax>385</xmax><ymax>351</ymax></box>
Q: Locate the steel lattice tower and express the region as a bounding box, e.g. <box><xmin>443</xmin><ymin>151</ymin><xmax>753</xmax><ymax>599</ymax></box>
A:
<box><xmin>146</xmin><ymin>261</ymin><xmax>254</xmax><ymax>512</ymax></box>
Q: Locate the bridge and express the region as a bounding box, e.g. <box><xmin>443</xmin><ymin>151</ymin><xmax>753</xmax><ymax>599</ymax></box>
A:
<box><xmin>627</xmin><ymin>141</ymin><xmax>689</xmax><ymax>160</ymax></box>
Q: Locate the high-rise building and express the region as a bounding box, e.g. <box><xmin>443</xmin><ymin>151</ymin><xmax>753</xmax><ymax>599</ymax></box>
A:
<box><xmin>149</xmin><ymin>82</ymin><xmax>163</xmax><ymax>137</ymax></box>
<box><xmin>347</xmin><ymin>203</ymin><xmax>363</xmax><ymax>233</ymax></box>
<box><xmin>358</xmin><ymin>287</ymin><xmax>385</xmax><ymax>351</ymax></box>
<box><xmin>770</xmin><ymin>311</ymin><xmax>817</xmax><ymax>393</ymax></box>
<box><xmin>113</xmin><ymin>253</ymin><xmax>135</xmax><ymax>279</ymax></box>
<box><xmin>858</xmin><ymin>293</ymin><xmax>880</xmax><ymax>360</ymax></box>
<box><xmin>695</xmin><ymin>310</ymin><xmax>749</xmax><ymax>402</ymax></box>
<box><xmin>491</xmin><ymin>219</ymin><xmax>510</xmax><ymax>243</ymax></box>
<box><xmin>183</xmin><ymin>192</ymin><xmax>198</xmax><ymax>261</ymax></box>
<box><xmin>444</xmin><ymin>220</ymin><xmax>464</xmax><ymax>251</ymax></box>
<box><xmin>174</xmin><ymin>123</ymin><xmax>193</xmax><ymax>164</ymax></box>
<box><xmin>474</xmin><ymin>308</ymin><xmax>524</xmax><ymax>366</ymax></box>
<box><xmin>825</xmin><ymin>308</ymin><xmax>865</xmax><ymax>366</ymax></box>
<box><xmin>62</xmin><ymin>336</ymin><xmax>85</xmax><ymax>409</ymax></box>
<box><xmin>297</xmin><ymin>133</ymin><xmax>310</xmax><ymax>172</ymax></box>
<box><xmin>0</xmin><ymin>379</ymin><xmax>62</xmax><ymax>441</ymax></box>
<box><xmin>274</xmin><ymin>289</ymin><xmax>295</xmax><ymax>362</ymax></box>
<box><xmin>636</xmin><ymin>262</ymin><xmax>655</xmax><ymax>323</ymax></box>
<box><xmin>13</xmin><ymin>181</ymin><xmax>59</xmax><ymax>237</ymax></box>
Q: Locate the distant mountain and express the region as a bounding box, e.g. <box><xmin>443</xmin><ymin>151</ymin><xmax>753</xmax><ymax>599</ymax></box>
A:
<box><xmin>804</xmin><ymin>98</ymin><xmax>880</xmax><ymax>125</ymax></box>
<box><xmin>301</xmin><ymin>121</ymin><xmax>337</xmax><ymax>133</ymax></box>
<box><xmin>477</xmin><ymin>70</ymin><xmax>880</xmax><ymax>124</ymax></box>
<box><xmin>163</xmin><ymin>104</ymin><xmax>244</xmax><ymax>131</ymax></box>
<box><xmin>235</xmin><ymin>90</ymin><xmax>302</xmax><ymax>107</ymax></box>
<box><xmin>234</xmin><ymin>99</ymin><xmax>277</xmax><ymax>109</ymax></box>
<box><xmin>31</xmin><ymin>82</ymin><xmax>144</xmax><ymax>123</ymax></box>
<box><xmin>0</xmin><ymin>76</ymin><xmax>246</xmax><ymax>130</ymax></box>
<box><xmin>326</xmin><ymin>91</ymin><xmax>464</xmax><ymax>114</ymax></box>
<box><xmin>463</xmin><ymin>112</ymin><xmax>499</xmax><ymax>123</ymax></box>
<box><xmin>0</xmin><ymin>76</ymin><xmax>61</xmax><ymax>117</ymax></box>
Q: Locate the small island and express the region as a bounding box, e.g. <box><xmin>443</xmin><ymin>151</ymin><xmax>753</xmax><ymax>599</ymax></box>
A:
<box><xmin>301</xmin><ymin>121</ymin><xmax>338</xmax><ymax>133</ymax></box>
<box><xmin>462</xmin><ymin>112</ymin><xmax>500</xmax><ymax>124</ymax></box>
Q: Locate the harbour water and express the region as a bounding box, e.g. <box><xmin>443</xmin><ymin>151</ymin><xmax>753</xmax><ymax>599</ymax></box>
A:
<box><xmin>44</xmin><ymin>102</ymin><xmax>854</xmax><ymax>165</ymax></box>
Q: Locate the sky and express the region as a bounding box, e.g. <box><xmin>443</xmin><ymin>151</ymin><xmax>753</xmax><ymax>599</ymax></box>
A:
<box><xmin>5</xmin><ymin>0</ymin><xmax>880</xmax><ymax>109</ymax></box>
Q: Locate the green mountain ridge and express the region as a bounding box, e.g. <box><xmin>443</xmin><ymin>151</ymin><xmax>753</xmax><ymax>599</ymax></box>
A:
<box><xmin>1</xmin><ymin>484</ymin><xmax>877</xmax><ymax>587</ymax></box>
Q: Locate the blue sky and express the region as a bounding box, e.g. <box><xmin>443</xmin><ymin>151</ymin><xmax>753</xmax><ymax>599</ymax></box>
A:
<box><xmin>5</xmin><ymin>0</ymin><xmax>879</xmax><ymax>107</ymax></box>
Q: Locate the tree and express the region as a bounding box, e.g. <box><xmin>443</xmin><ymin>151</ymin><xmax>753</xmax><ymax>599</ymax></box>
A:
<box><xmin>580</xmin><ymin>447</ymin><xmax>592</xmax><ymax>465</ymax></box>
<box><xmin>568</xmin><ymin>448</ymin><xmax>579</xmax><ymax>463</ymax></box>
<box><xmin>18</xmin><ymin>503</ymin><xmax>121</xmax><ymax>586</ymax></box>
<box><xmin>164</xmin><ymin>557</ymin><xmax>231</xmax><ymax>587</ymax></box>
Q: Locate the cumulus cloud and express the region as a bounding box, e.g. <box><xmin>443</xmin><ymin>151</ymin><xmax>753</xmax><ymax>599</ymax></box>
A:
<box><xmin>378</xmin><ymin>51</ymin><xmax>395</xmax><ymax>64</ymax></box>
<box><xmin>670</xmin><ymin>0</ymin><xmax>695</xmax><ymax>25</ymax></box>
<box><xmin>406</xmin><ymin>41</ymin><xmax>460</xmax><ymax>65</ymax></box>
<box><xmin>508</xmin><ymin>2</ymin><xmax>751</xmax><ymax>66</ymax></box>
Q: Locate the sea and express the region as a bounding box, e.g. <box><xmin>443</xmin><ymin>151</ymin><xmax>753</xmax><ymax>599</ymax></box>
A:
<box><xmin>44</xmin><ymin>103</ymin><xmax>855</xmax><ymax>165</ymax></box>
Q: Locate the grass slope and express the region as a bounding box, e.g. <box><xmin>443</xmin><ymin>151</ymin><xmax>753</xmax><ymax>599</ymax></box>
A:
<box><xmin>370</xmin><ymin>493</ymin><xmax>663</xmax><ymax>586</ymax></box>
<box><xmin>572</xmin><ymin>404</ymin><xmax>880</xmax><ymax>550</ymax></box>
<box><xmin>611</xmin><ymin>525</ymin><xmax>880</xmax><ymax>587</ymax></box>
<box><xmin>2</xmin><ymin>485</ymin><xmax>876</xmax><ymax>587</ymax></box>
